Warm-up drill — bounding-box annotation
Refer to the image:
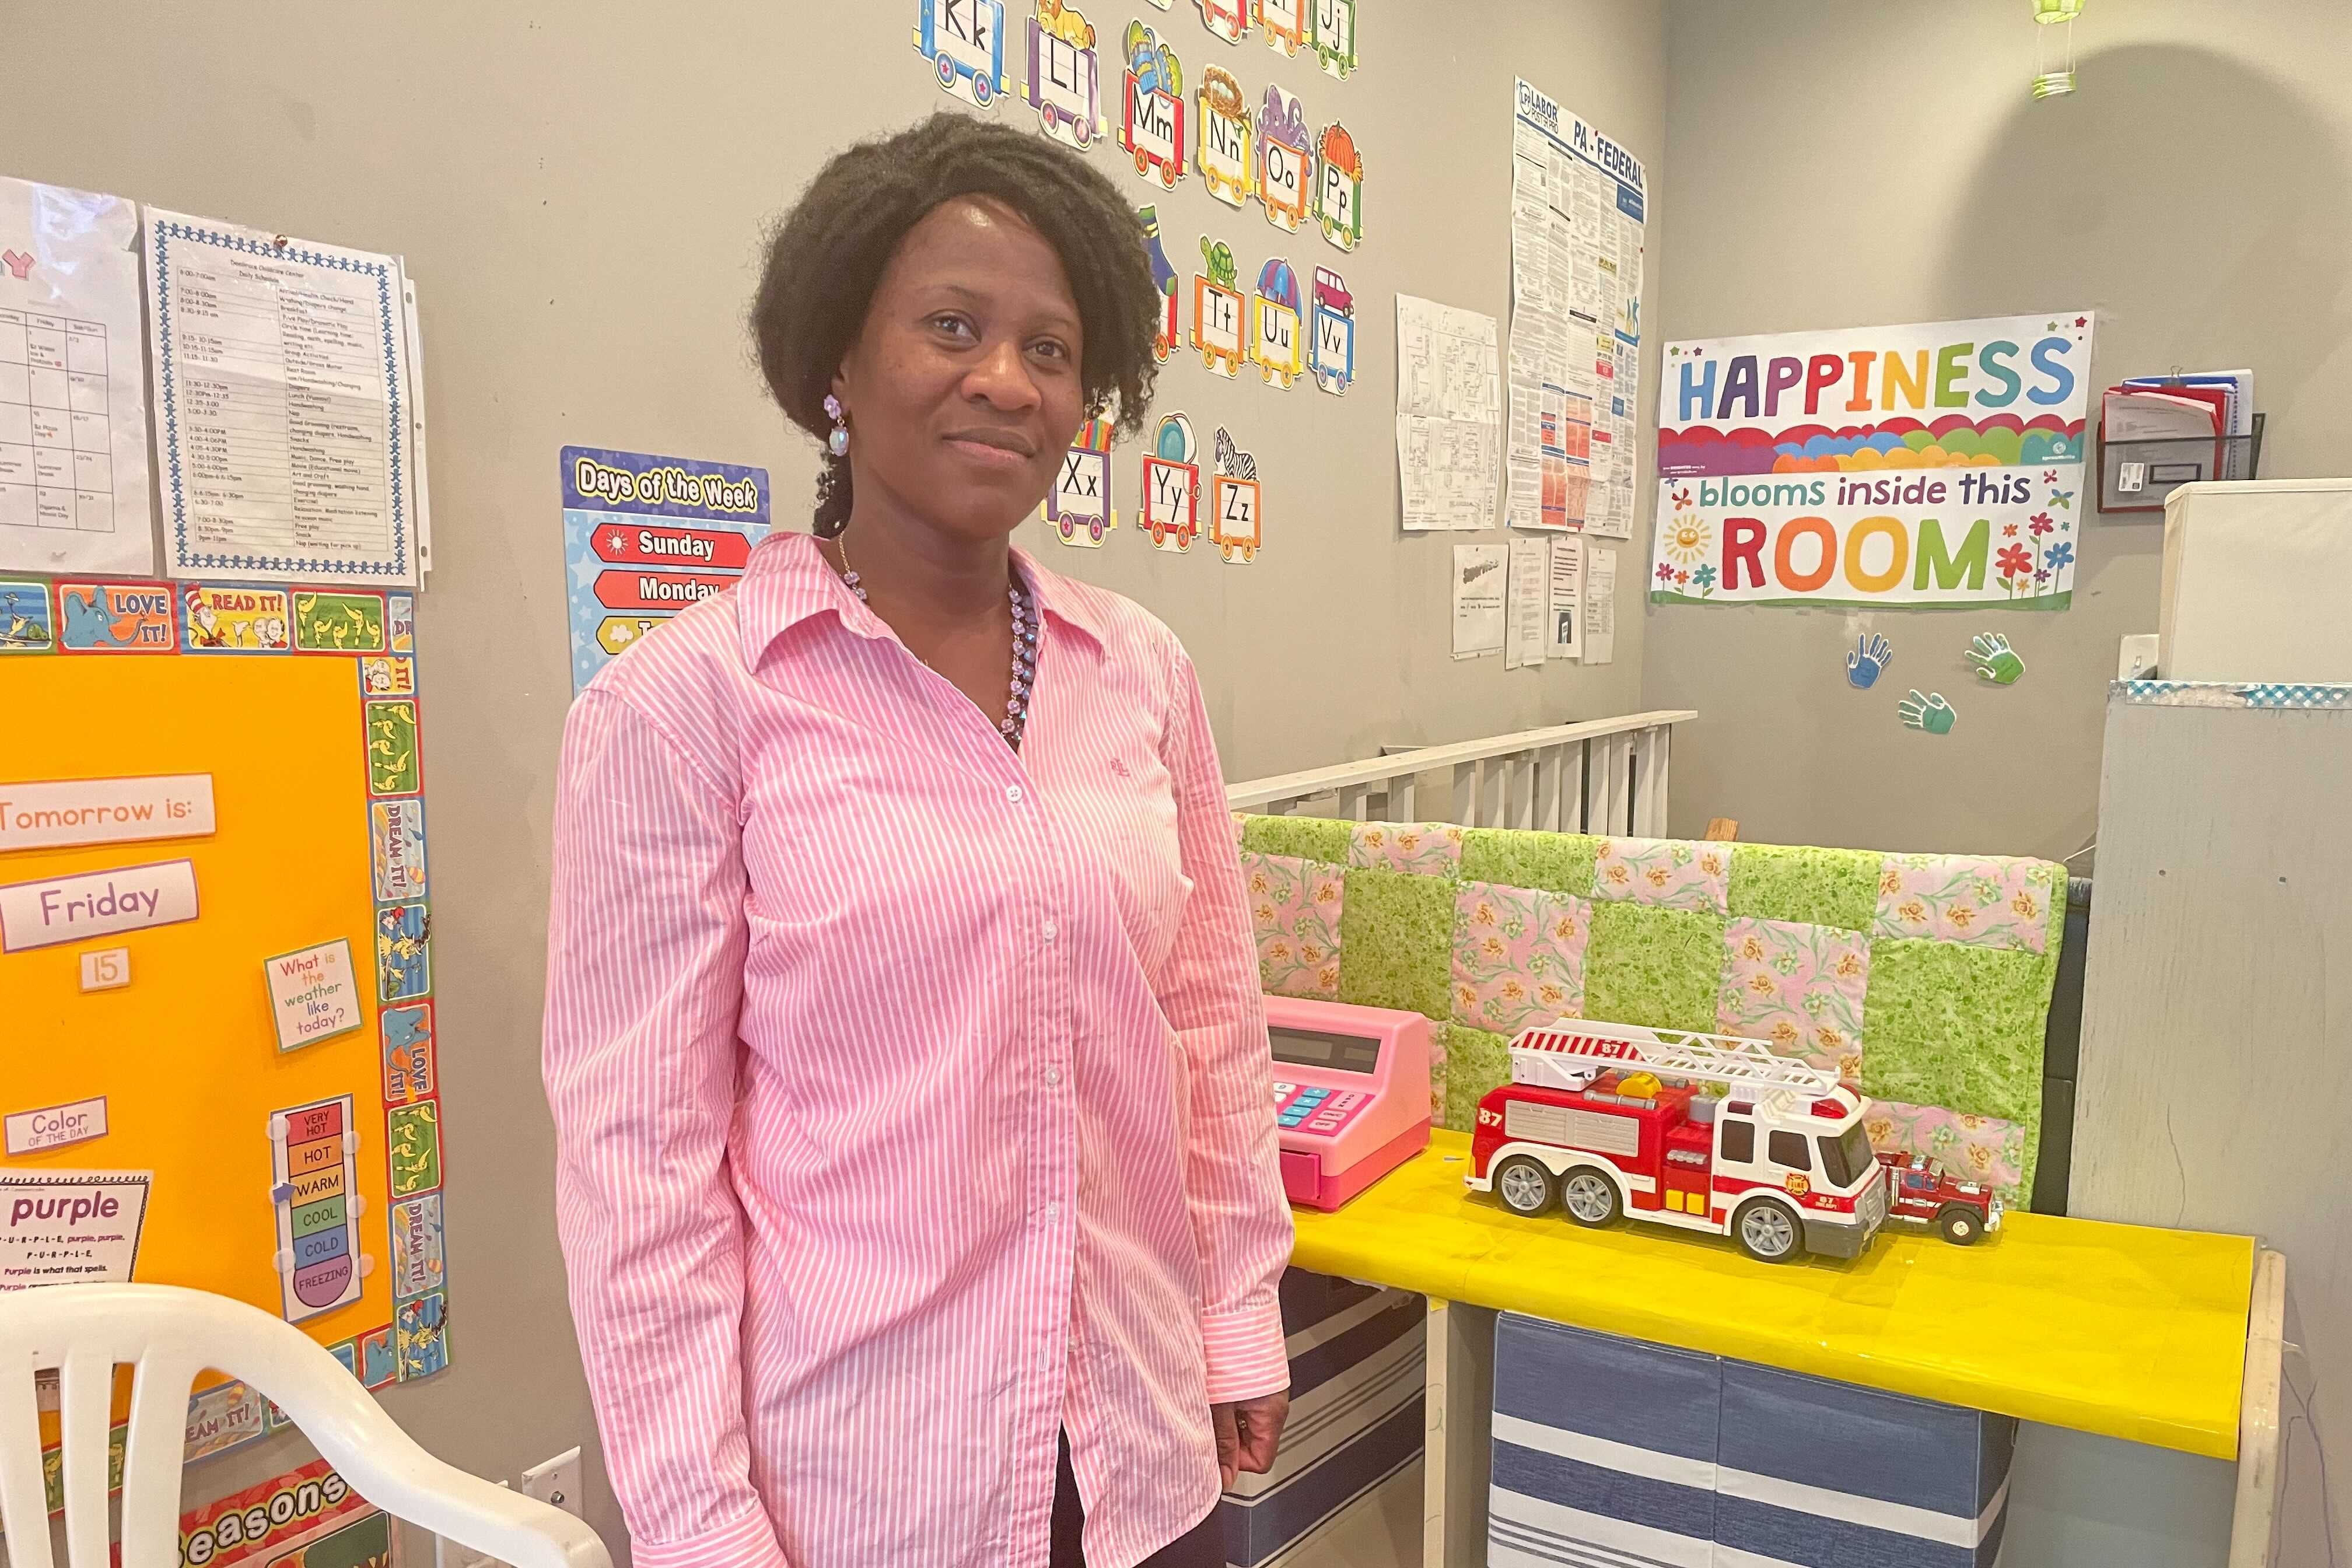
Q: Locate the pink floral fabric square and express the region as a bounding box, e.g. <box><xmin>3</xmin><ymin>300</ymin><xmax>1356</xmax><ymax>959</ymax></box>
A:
<box><xmin>1872</xmin><ymin>855</ymin><xmax>2055</xmax><ymax>954</ymax></box>
<box><xmin>1350</xmin><ymin>820</ymin><xmax>1466</xmax><ymax>876</ymax></box>
<box><xmin>1863</xmin><ymin>1099</ymin><xmax>2027</xmax><ymax>1194</ymax></box>
<box><xmin>1452</xmin><ymin>880</ymin><xmax>1592</xmax><ymax>1036</ymax></box>
<box><xmin>1240</xmin><ymin>851</ymin><xmax>1343</xmax><ymax>999</ymax></box>
<box><xmin>1716</xmin><ymin>917</ymin><xmax>1869</xmax><ymax>1083</ymax></box>
<box><xmin>1591</xmin><ymin>837</ymin><xmax>1731</xmax><ymax>913</ymax></box>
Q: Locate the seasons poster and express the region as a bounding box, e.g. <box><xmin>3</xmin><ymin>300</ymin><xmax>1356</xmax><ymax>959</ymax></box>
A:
<box><xmin>1650</xmin><ymin>313</ymin><xmax>2094</xmax><ymax>610</ymax></box>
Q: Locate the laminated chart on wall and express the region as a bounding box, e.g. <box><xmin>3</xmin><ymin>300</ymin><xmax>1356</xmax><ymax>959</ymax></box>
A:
<box><xmin>0</xmin><ymin>570</ymin><xmax>446</xmax><ymax>1495</ymax></box>
<box><xmin>144</xmin><ymin>209</ymin><xmax>421</xmax><ymax>586</ymax></box>
<box><xmin>0</xmin><ymin>176</ymin><xmax>159</xmax><ymax>578</ymax></box>
<box><xmin>1650</xmin><ymin>313</ymin><xmax>2094</xmax><ymax>609</ymax></box>
<box><xmin>1507</xmin><ymin>80</ymin><xmax>1646</xmax><ymax>539</ymax></box>
<box><xmin>561</xmin><ymin>446</ymin><xmax>771</xmax><ymax>696</ymax></box>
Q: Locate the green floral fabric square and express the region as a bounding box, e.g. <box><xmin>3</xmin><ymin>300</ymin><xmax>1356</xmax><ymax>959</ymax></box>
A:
<box><xmin>1727</xmin><ymin>844</ymin><xmax>1885</xmax><ymax>931</ymax></box>
<box><xmin>1584</xmin><ymin>903</ymin><xmax>1728</xmax><ymax>1031</ymax></box>
<box><xmin>1336</xmin><ymin>867</ymin><xmax>1454</xmax><ymax>1021</ymax></box>
<box><xmin>1238</xmin><ymin>814</ymin><xmax>1351</xmax><ymax>864</ymax></box>
<box><xmin>1443</xmin><ymin>1024</ymin><xmax>1511</xmax><ymax>1132</ymax></box>
<box><xmin>1859</xmin><ymin>937</ymin><xmax>2049</xmax><ymax>1130</ymax></box>
<box><xmin>1460</xmin><ymin>829</ymin><xmax>1600</xmax><ymax>895</ymax></box>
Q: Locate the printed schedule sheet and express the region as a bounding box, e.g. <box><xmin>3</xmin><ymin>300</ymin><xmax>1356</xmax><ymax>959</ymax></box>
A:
<box><xmin>147</xmin><ymin>209</ymin><xmax>418</xmax><ymax>584</ymax></box>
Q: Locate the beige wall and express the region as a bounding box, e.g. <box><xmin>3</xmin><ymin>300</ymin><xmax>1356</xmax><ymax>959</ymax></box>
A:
<box><xmin>1648</xmin><ymin>0</ymin><xmax>2352</xmax><ymax>862</ymax></box>
<box><xmin>4</xmin><ymin>2</ymin><xmax>1667</xmax><ymax>1559</ymax></box>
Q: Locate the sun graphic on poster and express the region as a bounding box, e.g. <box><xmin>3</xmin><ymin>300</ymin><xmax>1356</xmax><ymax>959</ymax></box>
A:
<box><xmin>1663</xmin><ymin>516</ymin><xmax>1712</xmax><ymax>565</ymax></box>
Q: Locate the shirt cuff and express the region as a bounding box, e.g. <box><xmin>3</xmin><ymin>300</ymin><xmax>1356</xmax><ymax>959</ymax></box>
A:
<box><xmin>631</xmin><ymin>1505</ymin><xmax>790</xmax><ymax>1568</ymax></box>
<box><xmin>1201</xmin><ymin>1297</ymin><xmax>1291</xmax><ymax>1404</ymax></box>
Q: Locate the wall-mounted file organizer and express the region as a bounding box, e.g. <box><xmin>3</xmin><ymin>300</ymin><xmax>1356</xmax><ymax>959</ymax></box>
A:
<box><xmin>2100</xmin><ymin>411</ymin><xmax>2265</xmax><ymax>513</ymax></box>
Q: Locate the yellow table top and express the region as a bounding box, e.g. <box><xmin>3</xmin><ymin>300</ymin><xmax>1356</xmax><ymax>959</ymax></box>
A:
<box><xmin>1290</xmin><ymin>1132</ymin><xmax>2255</xmax><ymax>1460</ymax></box>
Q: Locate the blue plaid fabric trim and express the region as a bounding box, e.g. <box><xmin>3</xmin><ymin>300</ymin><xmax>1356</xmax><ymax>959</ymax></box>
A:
<box><xmin>2115</xmin><ymin>680</ymin><xmax>2352</xmax><ymax>710</ymax></box>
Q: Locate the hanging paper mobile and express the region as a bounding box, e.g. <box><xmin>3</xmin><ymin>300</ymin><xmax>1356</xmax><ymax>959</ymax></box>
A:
<box><xmin>1210</xmin><ymin>426</ymin><xmax>1263</xmax><ymax>564</ymax></box>
<box><xmin>914</xmin><ymin>0</ymin><xmax>1011</xmax><ymax>109</ymax></box>
<box><xmin>1042</xmin><ymin>418</ymin><xmax>1118</xmax><ymax>548</ymax></box>
<box><xmin>1024</xmin><ymin>0</ymin><xmax>1108</xmax><ymax>149</ymax></box>
<box><xmin>1196</xmin><ymin>65</ymin><xmax>1254</xmax><ymax>208</ymax></box>
<box><xmin>1307</xmin><ymin>264</ymin><xmax>1356</xmax><ymax>396</ymax></box>
<box><xmin>1197</xmin><ymin>0</ymin><xmax>1250</xmax><ymax>45</ymax></box>
<box><xmin>1192</xmin><ymin>236</ymin><xmax>1247</xmax><ymax>378</ymax></box>
<box><xmin>1139</xmin><ymin>205</ymin><xmax>1179</xmax><ymax>364</ymax></box>
<box><xmin>1315</xmin><ymin>122</ymin><xmax>1364</xmax><ymax>251</ymax></box>
<box><xmin>1142</xmin><ymin>414</ymin><xmax>1202</xmax><ymax>553</ymax></box>
<box><xmin>1256</xmin><ymin>84</ymin><xmax>1312</xmax><ymax>233</ymax></box>
<box><xmin>1308</xmin><ymin>0</ymin><xmax>1357</xmax><ymax>78</ymax></box>
<box><xmin>1119</xmin><ymin>20</ymin><xmax>1189</xmax><ymax>188</ymax></box>
<box><xmin>1251</xmin><ymin>257</ymin><xmax>1303</xmax><ymax>390</ymax></box>
<box><xmin>1255</xmin><ymin>0</ymin><xmax>1307</xmax><ymax>55</ymax></box>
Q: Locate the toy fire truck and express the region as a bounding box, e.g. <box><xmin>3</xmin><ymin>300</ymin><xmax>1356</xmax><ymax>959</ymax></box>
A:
<box><xmin>1467</xmin><ymin>1020</ymin><xmax>1889</xmax><ymax>1263</ymax></box>
<box><xmin>1876</xmin><ymin>1150</ymin><xmax>2001</xmax><ymax>1245</ymax></box>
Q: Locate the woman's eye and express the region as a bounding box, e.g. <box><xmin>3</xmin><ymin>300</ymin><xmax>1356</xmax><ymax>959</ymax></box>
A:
<box><xmin>1030</xmin><ymin>339</ymin><xmax>1072</xmax><ymax>362</ymax></box>
<box><xmin>931</xmin><ymin>315</ymin><xmax>975</xmax><ymax>340</ymax></box>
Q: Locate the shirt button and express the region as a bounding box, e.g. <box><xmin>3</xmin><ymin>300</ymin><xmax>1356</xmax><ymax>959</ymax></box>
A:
<box><xmin>1044</xmin><ymin>1203</ymin><xmax>1061</xmax><ymax>1222</ymax></box>
<box><xmin>1006</xmin><ymin>784</ymin><xmax>1025</xmax><ymax>805</ymax></box>
<box><xmin>1044</xmin><ymin>1067</ymin><xmax>1063</xmax><ymax>1087</ymax></box>
<box><xmin>1041</xmin><ymin>920</ymin><xmax>1058</xmax><ymax>944</ymax></box>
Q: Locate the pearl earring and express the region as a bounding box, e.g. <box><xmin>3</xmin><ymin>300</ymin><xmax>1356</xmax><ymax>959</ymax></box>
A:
<box><xmin>823</xmin><ymin>394</ymin><xmax>849</xmax><ymax>457</ymax></box>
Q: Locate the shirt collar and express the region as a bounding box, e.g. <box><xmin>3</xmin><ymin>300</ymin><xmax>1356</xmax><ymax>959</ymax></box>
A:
<box><xmin>738</xmin><ymin>531</ymin><xmax>1109</xmax><ymax>670</ymax></box>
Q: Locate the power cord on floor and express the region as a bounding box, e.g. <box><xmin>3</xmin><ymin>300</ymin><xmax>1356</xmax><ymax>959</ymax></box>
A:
<box><xmin>2278</xmin><ymin>1339</ymin><xmax>2339</xmax><ymax>1568</ymax></box>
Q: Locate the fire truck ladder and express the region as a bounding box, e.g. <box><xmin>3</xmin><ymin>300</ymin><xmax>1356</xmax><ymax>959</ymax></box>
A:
<box><xmin>1506</xmin><ymin>1019</ymin><xmax>1842</xmax><ymax>1100</ymax></box>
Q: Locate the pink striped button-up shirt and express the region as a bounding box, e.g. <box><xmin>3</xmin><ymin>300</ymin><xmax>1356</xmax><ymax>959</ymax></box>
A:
<box><xmin>542</xmin><ymin>531</ymin><xmax>1292</xmax><ymax>1568</ymax></box>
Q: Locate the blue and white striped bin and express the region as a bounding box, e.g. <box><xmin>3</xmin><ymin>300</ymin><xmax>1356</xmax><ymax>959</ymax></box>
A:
<box><xmin>1490</xmin><ymin>1314</ymin><xmax>2011</xmax><ymax>1568</ymax></box>
<box><xmin>1219</xmin><ymin>1269</ymin><xmax>1426</xmax><ymax>1567</ymax></box>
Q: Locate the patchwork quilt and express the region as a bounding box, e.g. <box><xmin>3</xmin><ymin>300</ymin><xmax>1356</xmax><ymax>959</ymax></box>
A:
<box><xmin>1234</xmin><ymin>817</ymin><xmax>2068</xmax><ymax>1205</ymax></box>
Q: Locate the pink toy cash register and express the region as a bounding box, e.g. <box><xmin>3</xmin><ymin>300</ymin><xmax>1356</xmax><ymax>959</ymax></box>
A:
<box><xmin>1265</xmin><ymin>995</ymin><xmax>1432</xmax><ymax>1211</ymax></box>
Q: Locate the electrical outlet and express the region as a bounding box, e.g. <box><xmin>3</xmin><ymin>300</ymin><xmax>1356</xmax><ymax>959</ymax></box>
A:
<box><xmin>522</xmin><ymin>1446</ymin><xmax>583</xmax><ymax>1518</ymax></box>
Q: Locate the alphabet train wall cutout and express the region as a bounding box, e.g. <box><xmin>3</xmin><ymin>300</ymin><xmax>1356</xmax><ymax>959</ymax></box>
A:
<box><xmin>1141</xmin><ymin>205</ymin><xmax>1180</xmax><ymax>363</ymax></box>
<box><xmin>1024</xmin><ymin>0</ymin><xmax>1107</xmax><ymax>149</ymax></box>
<box><xmin>1197</xmin><ymin>0</ymin><xmax>1249</xmax><ymax>44</ymax></box>
<box><xmin>1194</xmin><ymin>235</ymin><xmax>1247</xmax><ymax>378</ymax></box>
<box><xmin>1257</xmin><ymin>84</ymin><xmax>1311</xmax><ymax>233</ymax></box>
<box><xmin>1142</xmin><ymin>413</ymin><xmax>1202</xmax><ymax>554</ymax></box>
<box><xmin>1043</xmin><ymin>419</ymin><xmax>1117</xmax><ymax>548</ymax></box>
<box><xmin>1308</xmin><ymin>264</ymin><xmax>1356</xmax><ymax>396</ymax></box>
<box><xmin>1121</xmin><ymin>20</ymin><xmax>1188</xmax><ymax>188</ymax></box>
<box><xmin>1252</xmin><ymin>257</ymin><xmax>1303</xmax><ymax>390</ymax></box>
<box><xmin>1197</xmin><ymin>65</ymin><xmax>1253</xmax><ymax>209</ymax></box>
<box><xmin>1211</xmin><ymin>426</ymin><xmax>1263</xmax><ymax>564</ymax></box>
<box><xmin>915</xmin><ymin>0</ymin><xmax>1012</xmax><ymax>108</ymax></box>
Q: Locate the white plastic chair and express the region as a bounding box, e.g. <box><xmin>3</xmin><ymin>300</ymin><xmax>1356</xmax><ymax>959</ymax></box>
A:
<box><xmin>0</xmin><ymin>1284</ymin><xmax>611</xmax><ymax>1568</ymax></box>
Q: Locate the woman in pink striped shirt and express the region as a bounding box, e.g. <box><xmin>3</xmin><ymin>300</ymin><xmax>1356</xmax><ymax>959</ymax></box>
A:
<box><xmin>542</xmin><ymin>116</ymin><xmax>1292</xmax><ymax>1568</ymax></box>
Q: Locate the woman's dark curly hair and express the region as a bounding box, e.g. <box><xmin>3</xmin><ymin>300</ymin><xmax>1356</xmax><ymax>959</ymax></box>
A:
<box><xmin>752</xmin><ymin>114</ymin><xmax>1161</xmax><ymax>536</ymax></box>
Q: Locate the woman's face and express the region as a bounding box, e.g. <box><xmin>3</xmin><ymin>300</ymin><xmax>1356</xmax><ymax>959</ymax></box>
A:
<box><xmin>833</xmin><ymin>195</ymin><xmax>1087</xmax><ymax>545</ymax></box>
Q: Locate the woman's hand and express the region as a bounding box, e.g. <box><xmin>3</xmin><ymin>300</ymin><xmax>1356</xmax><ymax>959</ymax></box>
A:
<box><xmin>1211</xmin><ymin>1392</ymin><xmax>1291</xmax><ymax>1488</ymax></box>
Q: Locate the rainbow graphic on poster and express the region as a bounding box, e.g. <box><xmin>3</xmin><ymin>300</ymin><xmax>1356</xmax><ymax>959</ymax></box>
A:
<box><xmin>1651</xmin><ymin>312</ymin><xmax>2094</xmax><ymax>609</ymax></box>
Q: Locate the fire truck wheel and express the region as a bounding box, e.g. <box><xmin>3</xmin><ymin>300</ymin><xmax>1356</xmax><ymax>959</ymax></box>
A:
<box><xmin>1493</xmin><ymin>1157</ymin><xmax>1555</xmax><ymax>1217</ymax></box>
<box><xmin>1734</xmin><ymin>1198</ymin><xmax>1803</xmax><ymax>1263</ymax></box>
<box><xmin>1937</xmin><ymin>1206</ymin><xmax>1983</xmax><ymax>1246</ymax></box>
<box><xmin>1559</xmin><ymin>1168</ymin><xmax>1620</xmax><ymax>1228</ymax></box>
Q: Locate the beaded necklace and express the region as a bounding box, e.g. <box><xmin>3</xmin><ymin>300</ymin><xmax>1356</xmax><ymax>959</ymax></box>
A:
<box><xmin>834</xmin><ymin>534</ymin><xmax>1037</xmax><ymax>751</ymax></box>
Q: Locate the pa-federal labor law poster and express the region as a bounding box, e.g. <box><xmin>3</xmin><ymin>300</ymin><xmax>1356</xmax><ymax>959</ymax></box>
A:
<box><xmin>1650</xmin><ymin>313</ymin><xmax>2094</xmax><ymax>610</ymax></box>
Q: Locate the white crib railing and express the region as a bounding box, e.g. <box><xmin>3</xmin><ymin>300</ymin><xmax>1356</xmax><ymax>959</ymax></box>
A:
<box><xmin>1225</xmin><ymin>710</ymin><xmax>1696</xmax><ymax>835</ymax></box>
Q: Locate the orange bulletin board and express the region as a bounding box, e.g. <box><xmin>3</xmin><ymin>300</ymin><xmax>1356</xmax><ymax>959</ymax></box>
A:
<box><xmin>0</xmin><ymin>580</ymin><xmax>445</xmax><ymax>1484</ymax></box>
